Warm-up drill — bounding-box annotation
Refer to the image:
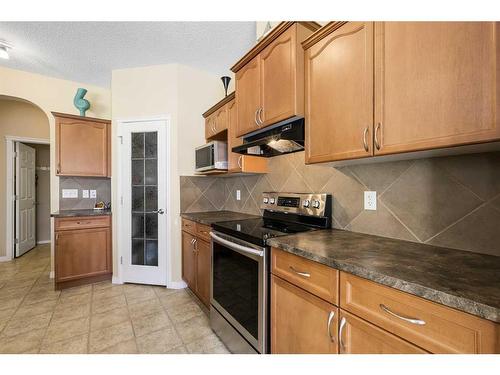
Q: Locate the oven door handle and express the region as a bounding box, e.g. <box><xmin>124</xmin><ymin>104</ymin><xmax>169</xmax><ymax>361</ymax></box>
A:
<box><xmin>210</xmin><ymin>232</ymin><xmax>264</xmax><ymax>257</ymax></box>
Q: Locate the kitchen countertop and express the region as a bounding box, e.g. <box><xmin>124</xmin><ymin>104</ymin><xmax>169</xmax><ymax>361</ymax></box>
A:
<box><xmin>181</xmin><ymin>211</ymin><xmax>260</xmax><ymax>225</ymax></box>
<box><xmin>267</xmin><ymin>229</ymin><xmax>500</xmax><ymax>323</ymax></box>
<box><xmin>51</xmin><ymin>209</ymin><xmax>112</xmax><ymax>218</ymax></box>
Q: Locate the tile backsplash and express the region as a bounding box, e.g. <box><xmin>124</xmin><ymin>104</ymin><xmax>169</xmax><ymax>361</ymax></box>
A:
<box><xmin>180</xmin><ymin>151</ymin><xmax>500</xmax><ymax>257</ymax></box>
<box><xmin>59</xmin><ymin>177</ymin><xmax>111</xmax><ymax>210</ymax></box>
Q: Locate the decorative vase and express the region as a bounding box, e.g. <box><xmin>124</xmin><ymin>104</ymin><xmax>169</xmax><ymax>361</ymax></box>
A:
<box><xmin>221</xmin><ymin>76</ymin><xmax>231</xmax><ymax>97</ymax></box>
<box><xmin>73</xmin><ymin>88</ymin><xmax>90</xmax><ymax>117</ymax></box>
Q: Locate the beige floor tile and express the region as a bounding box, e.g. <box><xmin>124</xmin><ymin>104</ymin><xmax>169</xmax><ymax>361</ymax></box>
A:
<box><xmin>0</xmin><ymin>296</ymin><xmax>24</xmax><ymax>311</ymax></box>
<box><xmin>39</xmin><ymin>333</ymin><xmax>89</xmax><ymax>354</ymax></box>
<box><xmin>92</xmin><ymin>294</ymin><xmax>126</xmax><ymax>314</ymax></box>
<box><xmin>174</xmin><ymin>315</ymin><xmax>213</xmax><ymax>344</ymax></box>
<box><xmin>0</xmin><ymin>307</ymin><xmax>16</xmax><ymax>321</ymax></box>
<box><xmin>14</xmin><ymin>299</ymin><xmax>57</xmax><ymax>319</ymax></box>
<box><xmin>58</xmin><ymin>292</ymin><xmax>92</xmax><ymax>307</ymax></box>
<box><xmin>92</xmin><ymin>285</ymin><xmax>123</xmax><ymax>301</ymax></box>
<box><xmin>91</xmin><ymin>307</ymin><xmax>129</xmax><ymax>331</ymax></box>
<box><xmin>2</xmin><ymin>311</ymin><xmax>53</xmax><ymax>337</ymax></box>
<box><xmin>167</xmin><ymin>301</ymin><xmax>204</xmax><ymax>324</ymax></box>
<box><xmin>51</xmin><ymin>303</ymin><xmax>91</xmax><ymax>324</ymax></box>
<box><xmin>159</xmin><ymin>289</ymin><xmax>193</xmax><ymax>309</ymax></box>
<box><xmin>153</xmin><ymin>286</ymin><xmax>182</xmax><ymax>297</ymax></box>
<box><xmin>89</xmin><ymin>320</ymin><xmax>135</xmax><ymax>353</ymax></box>
<box><xmin>127</xmin><ymin>298</ymin><xmax>164</xmax><ymax>319</ymax></box>
<box><xmin>92</xmin><ymin>280</ymin><xmax>115</xmax><ymax>291</ymax></box>
<box><xmin>186</xmin><ymin>334</ymin><xmax>227</xmax><ymax>354</ymax></box>
<box><xmin>165</xmin><ymin>345</ymin><xmax>188</xmax><ymax>354</ymax></box>
<box><xmin>0</xmin><ymin>328</ymin><xmax>45</xmax><ymax>354</ymax></box>
<box><xmin>131</xmin><ymin>311</ymin><xmax>171</xmax><ymax>337</ymax></box>
<box><xmin>124</xmin><ymin>288</ymin><xmax>157</xmax><ymax>305</ymax></box>
<box><xmin>44</xmin><ymin>316</ymin><xmax>90</xmax><ymax>344</ymax></box>
<box><xmin>136</xmin><ymin>326</ymin><xmax>183</xmax><ymax>354</ymax></box>
<box><xmin>22</xmin><ymin>289</ymin><xmax>60</xmax><ymax>306</ymax></box>
<box><xmin>60</xmin><ymin>284</ymin><xmax>92</xmax><ymax>298</ymax></box>
<box><xmin>96</xmin><ymin>338</ymin><xmax>138</xmax><ymax>354</ymax></box>
<box><xmin>0</xmin><ymin>286</ymin><xmax>32</xmax><ymax>298</ymax></box>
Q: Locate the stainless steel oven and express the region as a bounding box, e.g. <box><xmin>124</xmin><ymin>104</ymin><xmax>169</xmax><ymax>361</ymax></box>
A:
<box><xmin>209</xmin><ymin>231</ymin><xmax>267</xmax><ymax>354</ymax></box>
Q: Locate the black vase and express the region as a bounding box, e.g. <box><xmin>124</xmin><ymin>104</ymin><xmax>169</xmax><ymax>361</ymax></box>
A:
<box><xmin>221</xmin><ymin>76</ymin><xmax>231</xmax><ymax>97</ymax></box>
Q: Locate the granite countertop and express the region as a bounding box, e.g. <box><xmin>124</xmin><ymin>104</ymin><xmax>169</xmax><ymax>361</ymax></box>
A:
<box><xmin>267</xmin><ymin>229</ymin><xmax>500</xmax><ymax>323</ymax></box>
<box><xmin>181</xmin><ymin>211</ymin><xmax>260</xmax><ymax>225</ymax></box>
<box><xmin>51</xmin><ymin>209</ymin><xmax>112</xmax><ymax>218</ymax></box>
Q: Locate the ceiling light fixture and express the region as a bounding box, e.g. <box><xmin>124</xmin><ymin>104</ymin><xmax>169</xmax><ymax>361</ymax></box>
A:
<box><xmin>0</xmin><ymin>40</ymin><xmax>13</xmax><ymax>60</ymax></box>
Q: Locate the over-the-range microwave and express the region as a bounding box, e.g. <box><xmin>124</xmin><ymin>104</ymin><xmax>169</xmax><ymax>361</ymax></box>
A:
<box><xmin>195</xmin><ymin>140</ymin><xmax>228</xmax><ymax>173</ymax></box>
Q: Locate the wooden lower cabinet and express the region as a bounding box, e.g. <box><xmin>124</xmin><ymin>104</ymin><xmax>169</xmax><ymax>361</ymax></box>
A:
<box><xmin>339</xmin><ymin>310</ymin><xmax>427</xmax><ymax>354</ymax></box>
<box><xmin>271</xmin><ymin>275</ymin><xmax>338</xmax><ymax>354</ymax></box>
<box><xmin>54</xmin><ymin>216</ymin><xmax>112</xmax><ymax>290</ymax></box>
<box><xmin>181</xmin><ymin>221</ymin><xmax>211</xmax><ymax>307</ymax></box>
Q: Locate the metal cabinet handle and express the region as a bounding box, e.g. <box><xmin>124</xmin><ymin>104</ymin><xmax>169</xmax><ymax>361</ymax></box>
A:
<box><xmin>379</xmin><ymin>304</ymin><xmax>426</xmax><ymax>325</ymax></box>
<box><xmin>327</xmin><ymin>311</ymin><xmax>335</xmax><ymax>343</ymax></box>
<box><xmin>57</xmin><ymin>163</ymin><xmax>61</xmax><ymax>174</ymax></box>
<box><xmin>190</xmin><ymin>238</ymin><xmax>195</xmax><ymax>244</ymax></box>
<box><xmin>237</xmin><ymin>155</ymin><xmax>242</xmax><ymax>169</ymax></box>
<box><xmin>257</xmin><ymin>108</ymin><xmax>264</xmax><ymax>125</ymax></box>
<box><xmin>339</xmin><ymin>317</ymin><xmax>347</xmax><ymax>351</ymax></box>
<box><xmin>374</xmin><ymin>123</ymin><xmax>381</xmax><ymax>150</ymax></box>
<box><xmin>363</xmin><ymin>127</ymin><xmax>369</xmax><ymax>152</ymax></box>
<box><xmin>289</xmin><ymin>266</ymin><xmax>310</xmax><ymax>278</ymax></box>
<box><xmin>254</xmin><ymin>109</ymin><xmax>260</xmax><ymax>126</ymax></box>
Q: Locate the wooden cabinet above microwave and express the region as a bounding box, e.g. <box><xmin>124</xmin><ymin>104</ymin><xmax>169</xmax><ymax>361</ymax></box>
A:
<box><xmin>303</xmin><ymin>22</ymin><xmax>500</xmax><ymax>164</ymax></box>
<box><xmin>231</xmin><ymin>22</ymin><xmax>320</xmax><ymax>138</ymax></box>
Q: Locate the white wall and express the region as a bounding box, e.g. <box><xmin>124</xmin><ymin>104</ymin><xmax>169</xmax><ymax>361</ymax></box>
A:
<box><xmin>112</xmin><ymin>63</ymin><xmax>223</xmax><ymax>286</ymax></box>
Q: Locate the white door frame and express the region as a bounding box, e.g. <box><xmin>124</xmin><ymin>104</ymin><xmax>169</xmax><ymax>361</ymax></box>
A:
<box><xmin>115</xmin><ymin>116</ymin><xmax>171</xmax><ymax>285</ymax></box>
<box><xmin>3</xmin><ymin>136</ymin><xmax>50</xmax><ymax>262</ymax></box>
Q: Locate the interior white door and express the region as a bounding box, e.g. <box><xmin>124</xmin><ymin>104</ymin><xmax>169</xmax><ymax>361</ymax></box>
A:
<box><xmin>15</xmin><ymin>142</ymin><xmax>36</xmax><ymax>257</ymax></box>
<box><xmin>120</xmin><ymin>120</ymin><xmax>168</xmax><ymax>285</ymax></box>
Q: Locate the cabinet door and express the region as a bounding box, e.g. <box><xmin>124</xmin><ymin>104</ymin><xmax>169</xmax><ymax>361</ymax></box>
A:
<box><xmin>271</xmin><ymin>275</ymin><xmax>338</xmax><ymax>354</ymax></box>
<box><xmin>260</xmin><ymin>26</ymin><xmax>297</xmax><ymax>126</ymax></box>
<box><xmin>205</xmin><ymin>114</ymin><xmax>215</xmax><ymax>139</ymax></box>
<box><xmin>339</xmin><ymin>310</ymin><xmax>427</xmax><ymax>354</ymax></box>
<box><xmin>236</xmin><ymin>56</ymin><xmax>261</xmax><ymax>137</ymax></box>
<box><xmin>375</xmin><ymin>22</ymin><xmax>500</xmax><ymax>155</ymax></box>
<box><xmin>195</xmin><ymin>239</ymin><xmax>211</xmax><ymax>307</ymax></box>
<box><xmin>305</xmin><ymin>22</ymin><xmax>374</xmax><ymax>164</ymax></box>
<box><xmin>55</xmin><ymin>227</ymin><xmax>111</xmax><ymax>282</ymax></box>
<box><xmin>56</xmin><ymin>119</ymin><xmax>110</xmax><ymax>176</ymax></box>
<box><xmin>182</xmin><ymin>231</ymin><xmax>196</xmax><ymax>290</ymax></box>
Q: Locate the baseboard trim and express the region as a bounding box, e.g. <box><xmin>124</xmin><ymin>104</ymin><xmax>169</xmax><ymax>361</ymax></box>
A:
<box><xmin>0</xmin><ymin>255</ymin><xmax>12</xmax><ymax>262</ymax></box>
<box><xmin>49</xmin><ymin>271</ymin><xmax>54</xmax><ymax>279</ymax></box>
<box><xmin>112</xmin><ymin>276</ymin><xmax>123</xmax><ymax>284</ymax></box>
<box><xmin>37</xmin><ymin>240</ymin><xmax>51</xmax><ymax>245</ymax></box>
<box><xmin>167</xmin><ymin>280</ymin><xmax>187</xmax><ymax>289</ymax></box>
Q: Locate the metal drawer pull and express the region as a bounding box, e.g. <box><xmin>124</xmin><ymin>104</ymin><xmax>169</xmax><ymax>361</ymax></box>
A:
<box><xmin>76</xmin><ymin>221</ymin><xmax>92</xmax><ymax>225</ymax></box>
<box><xmin>237</xmin><ymin>155</ymin><xmax>242</xmax><ymax>169</ymax></box>
<box><xmin>379</xmin><ymin>304</ymin><xmax>426</xmax><ymax>325</ymax></box>
<box><xmin>289</xmin><ymin>266</ymin><xmax>310</xmax><ymax>278</ymax></box>
<box><xmin>363</xmin><ymin>127</ymin><xmax>369</xmax><ymax>152</ymax></box>
<box><xmin>339</xmin><ymin>317</ymin><xmax>346</xmax><ymax>351</ymax></box>
<box><xmin>327</xmin><ymin>311</ymin><xmax>335</xmax><ymax>343</ymax></box>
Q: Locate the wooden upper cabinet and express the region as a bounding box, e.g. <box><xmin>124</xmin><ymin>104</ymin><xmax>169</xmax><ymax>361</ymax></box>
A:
<box><xmin>271</xmin><ymin>275</ymin><xmax>338</xmax><ymax>354</ymax></box>
<box><xmin>339</xmin><ymin>310</ymin><xmax>427</xmax><ymax>354</ymax></box>
<box><xmin>375</xmin><ymin>22</ymin><xmax>500</xmax><ymax>154</ymax></box>
<box><xmin>235</xmin><ymin>56</ymin><xmax>262</xmax><ymax>137</ymax></box>
<box><xmin>304</xmin><ymin>22</ymin><xmax>374</xmax><ymax>164</ymax></box>
<box><xmin>232</xmin><ymin>22</ymin><xmax>320</xmax><ymax>137</ymax></box>
<box><xmin>205</xmin><ymin>105</ymin><xmax>228</xmax><ymax>140</ymax></box>
<box><xmin>53</xmin><ymin>112</ymin><xmax>111</xmax><ymax>177</ymax></box>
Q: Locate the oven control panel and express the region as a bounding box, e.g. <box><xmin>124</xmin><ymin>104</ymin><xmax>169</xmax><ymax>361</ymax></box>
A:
<box><xmin>260</xmin><ymin>192</ymin><xmax>331</xmax><ymax>217</ymax></box>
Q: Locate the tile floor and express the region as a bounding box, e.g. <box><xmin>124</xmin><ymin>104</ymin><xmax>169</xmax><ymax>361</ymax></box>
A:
<box><xmin>0</xmin><ymin>244</ymin><xmax>229</xmax><ymax>354</ymax></box>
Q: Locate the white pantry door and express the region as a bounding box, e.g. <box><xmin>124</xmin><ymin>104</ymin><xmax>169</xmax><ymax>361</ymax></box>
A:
<box><xmin>119</xmin><ymin>121</ymin><xmax>168</xmax><ymax>285</ymax></box>
<box><xmin>15</xmin><ymin>142</ymin><xmax>36</xmax><ymax>257</ymax></box>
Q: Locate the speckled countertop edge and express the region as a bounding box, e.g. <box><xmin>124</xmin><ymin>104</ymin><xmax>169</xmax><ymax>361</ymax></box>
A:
<box><xmin>51</xmin><ymin>209</ymin><xmax>112</xmax><ymax>217</ymax></box>
<box><xmin>180</xmin><ymin>211</ymin><xmax>260</xmax><ymax>225</ymax></box>
<box><xmin>268</xmin><ymin>235</ymin><xmax>500</xmax><ymax>323</ymax></box>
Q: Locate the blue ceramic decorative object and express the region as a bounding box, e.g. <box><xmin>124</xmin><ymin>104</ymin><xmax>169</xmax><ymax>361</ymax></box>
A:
<box><xmin>73</xmin><ymin>88</ymin><xmax>90</xmax><ymax>116</ymax></box>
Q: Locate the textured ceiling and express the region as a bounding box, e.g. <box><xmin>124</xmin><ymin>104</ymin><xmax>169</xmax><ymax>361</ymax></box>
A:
<box><xmin>0</xmin><ymin>22</ymin><xmax>256</xmax><ymax>87</ymax></box>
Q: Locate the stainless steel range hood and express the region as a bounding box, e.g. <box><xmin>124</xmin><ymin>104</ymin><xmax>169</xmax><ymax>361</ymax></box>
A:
<box><xmin>231</xmin><ymin>118</ymin><xmax>304</xmax><ymax>157</ymax></box>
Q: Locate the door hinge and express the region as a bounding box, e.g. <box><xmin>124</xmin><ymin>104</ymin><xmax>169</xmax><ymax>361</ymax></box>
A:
<box><xmin>120</xmin><ymin>196</ymin><xmax>124</xmax><ymax>205</ymax></box>
<box><xmin>118</xmin><ymin>136</ymin><xmax>123</xmax><ymax>145</ymax></box>
<box><xmin>120</xmin><ymin>256</ymin><xmax>123</xmax><ymax>265</ymax></box>
<box><xmin>13</xmin><ymin>151</ymin><xmax>18</xmax><ymax>157</ymax></box>
<box><xmin>14</xmin><ymin>238</ymin><xmax>19</xmax><ymax>244</ymax></box>
<box><xmin>13</xmin><ymin>195</ymin><xmax>18</xmax><ymax>201</ymax></box>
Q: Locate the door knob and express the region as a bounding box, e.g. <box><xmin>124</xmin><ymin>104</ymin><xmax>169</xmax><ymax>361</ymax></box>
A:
<box><xmin>153</xmin><ymin>208</ymin><xmax>165</xmax><ymax>215</ymax></box>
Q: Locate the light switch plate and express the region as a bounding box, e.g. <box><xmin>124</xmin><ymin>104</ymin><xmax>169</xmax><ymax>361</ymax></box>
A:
<box><xmin>364</xmin><ymin>191</ymin><xmax>377</xmax><ymax>210</ymax></box>
<box><xmin>90</xmin><ymin>190</ymin><xmax>97</xmax><ymax>198</ymax></box>
<box><xmin>236</xmin><ymin>190</ymin><xmax>241</xmax><ymax>201</ymax></box>
<box><xmin>62</xmin><ymin>189</ymin><xmax>78</xmax><ymax>199</ymax></box>
<box><xmin>82</xmin><ymin>190</ymin><xmax>89</xmax><ymax>198</ymax></box>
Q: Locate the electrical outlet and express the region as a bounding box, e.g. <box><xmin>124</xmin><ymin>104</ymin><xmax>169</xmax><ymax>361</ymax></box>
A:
<box><xmin>62</xmin><ymin>189</ymin><xmax>78</xmax><ymax>198</ymax></box>
<box><xmin>82</xmin><ymin>190</ymin><xmax>89</xmax><ymax>198</ymax></box>
<box><xmin>90</xmin><ymin>190</ymin><xmax>97</xmax><ymax>198</ymax></box>
<box><xmin>236</xmin><ymin>190</ymin><xmax>241</xmax><ymax>201</ymax></box>
<box><xmin>364</xmin><ymin>191</ymin><xmax>377</xmax><ymax>210</ymax></box>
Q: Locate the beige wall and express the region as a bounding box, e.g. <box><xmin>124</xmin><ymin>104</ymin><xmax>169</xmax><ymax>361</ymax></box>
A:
<box><xmin>0</xmin><ymin>99</ymin><xmax>49</xmax><ymax>257</ymax></box>
<box><xmin>112</xmin><ymin>63</ymin><xmax>223</xmax><ymax>286</ymax></box>
<box><xmin>0</xmin><ymin>66</ymin><xmax>111</xmax><ymax>265</ymax></box>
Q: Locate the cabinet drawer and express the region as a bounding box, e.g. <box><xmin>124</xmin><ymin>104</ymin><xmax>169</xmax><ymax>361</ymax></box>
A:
<box><xmin>271</xmin><ymin>247</ymin><xmax>338</xmax><ymax>305</ymax></box>
<box><xmin>55</xmin><ymin>215</ymin><xmax>110</xmax><ymax>231</ymax></box>
<box><xmin>182</xmin><ymin>219</ymin><xmax>197</xmax><ymax>236</ymax></box>
<box><xmin>340</xmin><ymin>272</ymin><xmax>500</xmax><ymax>353</ymax></box>
<box><xmin>196</xmin><ymin>223</ymin><xmax>211</xmax><ymax>242</ymax></box>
